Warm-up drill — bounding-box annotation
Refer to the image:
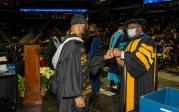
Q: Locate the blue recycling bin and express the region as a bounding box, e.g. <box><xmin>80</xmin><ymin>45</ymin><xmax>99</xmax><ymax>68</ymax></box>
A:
<box><xmin>140</xmin><ymin>87</ymin><xmax>179</xmax><ymax>112</ymax></box>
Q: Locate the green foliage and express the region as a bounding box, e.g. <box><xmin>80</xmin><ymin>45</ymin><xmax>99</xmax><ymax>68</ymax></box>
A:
<box><xmin>40</xmin><ymin>67</ymin><xmax>54</xmax><ymax>90</ymax></box>
<box><xmin>40</xmin><ymin>75</ymin><xmax>52</xmax><ymax>90</ymax></box>
<box><xmin>18</xmin><ymin>74</ymin><xmax>25</xmax><ymax>92</ymax></box>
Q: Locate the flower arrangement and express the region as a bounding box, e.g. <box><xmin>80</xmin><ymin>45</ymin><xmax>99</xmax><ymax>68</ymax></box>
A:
<box><xmin>17</xmin><ymin>74</ymin><xmax>25</xmax><ymax>97</ymax></box>
<box><xmin>40</xmin><ymin>67</ymin><xmax>55</xmax><ymax>95</ymax></box>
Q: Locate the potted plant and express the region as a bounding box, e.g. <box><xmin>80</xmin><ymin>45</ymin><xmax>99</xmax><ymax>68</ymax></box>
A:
<box><xmin>40</xmin><ymin>67</ymin><xmax>55</xmax><ymax>96</ymax></box>
<box><xmin>17</xmin><ymin>74</ymin><xmax>25</xmax><ymax>97</ymax></box>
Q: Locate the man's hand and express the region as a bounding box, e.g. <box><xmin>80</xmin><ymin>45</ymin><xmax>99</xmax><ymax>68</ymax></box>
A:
<box><xmin>104</xmin><ymin>49</ymin><xmax>114</xmax><ymax>60</ymax></box>
<box><xmin>113</xmin><ymin>48</ymin><xmax>122</xmax><ymax>57</ymax></box>
<box><xmin>75</xmin><ymin>96</ymin><xmax>85</xmax><ymax>108</ymax></box>
<box><xmin>116</xmin><ymin>58</ymin><xmax>124</xmax><ymax>66</ymax></box>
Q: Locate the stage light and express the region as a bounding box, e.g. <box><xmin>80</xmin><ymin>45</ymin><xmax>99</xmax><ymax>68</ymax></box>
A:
<box><xmin>144</xmin><ymin>0</ymin><xmax>173</xmax><ymax>4</ymax></box>
<box><xmin>19</xmin><ymin>8</ymin><xmax>88</xmax><ymax>13</ymax></box>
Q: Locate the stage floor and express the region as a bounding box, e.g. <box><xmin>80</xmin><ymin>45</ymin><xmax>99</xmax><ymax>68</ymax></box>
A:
<box><xmin>18</xmin><ymin>70</ymin><xmax>179</xmax><ymax>112</ymax></box>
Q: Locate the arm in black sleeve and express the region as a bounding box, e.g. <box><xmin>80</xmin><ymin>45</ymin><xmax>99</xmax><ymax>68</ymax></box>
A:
<box><xmin>88</xmin><ymin>54</ymin><xmax>104</xmax><ymax>75</ymax></box>
<box><xmin>124</xmin><ymin>52</ymin><xmax>147</xmax><ymax>79</ymax></box>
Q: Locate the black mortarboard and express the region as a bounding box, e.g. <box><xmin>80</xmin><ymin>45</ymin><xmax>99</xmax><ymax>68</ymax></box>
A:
<box><xmin>70</xmin><ymin>14</ymin><xmax>87</xmax><ymax>25</ymax></box>
<box><xmin>125</xmin><ymin>18</ymin><xmax>146</xmax><ymax>26</ymax></box>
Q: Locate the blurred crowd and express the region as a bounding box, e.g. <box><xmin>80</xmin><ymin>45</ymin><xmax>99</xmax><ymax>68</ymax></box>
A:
<box><xmin>0</xmin><ymin>12</ymin><xmax>179</xmax><ymax>72</ymax></box>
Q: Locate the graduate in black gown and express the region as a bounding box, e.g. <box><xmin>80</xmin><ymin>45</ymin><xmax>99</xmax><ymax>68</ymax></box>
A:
<box><xmin>51</xmin><ymin>14</ymin><xmax>108</xmax><ymax>112</ymax></box>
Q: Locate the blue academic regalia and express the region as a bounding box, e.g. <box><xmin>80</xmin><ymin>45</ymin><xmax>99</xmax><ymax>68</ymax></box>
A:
<box><xmin>108</xmin><ymin>30</ymin><xmax>129</xmax><ymax>84</ymax></box>
<box><xmin>87</xmin><ymin>36</ymin><xmax>103</xmax><ymax>94</ymax></box>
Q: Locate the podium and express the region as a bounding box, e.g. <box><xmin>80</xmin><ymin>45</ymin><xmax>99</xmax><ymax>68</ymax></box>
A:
<box><xmin>24</xmin><ymin>45</ymin><xmax>42</xmax><ymax>104</ymax></box>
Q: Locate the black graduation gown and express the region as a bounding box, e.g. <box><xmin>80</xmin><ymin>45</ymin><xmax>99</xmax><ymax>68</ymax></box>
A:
<box><xmin>52</xmin><ymin>39</ymin><xmax>103</xmax><ymax>112</ymax></box>
<box><xmin>120</xmin><ymin>36</ymin><xmax>158</xmax><ymax>112</ymax></box>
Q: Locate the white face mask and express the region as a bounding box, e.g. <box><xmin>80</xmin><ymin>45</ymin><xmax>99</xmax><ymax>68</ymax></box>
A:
<box><xmin>127</xmin><ymin>28</ymin><xmax>137</xmax><ymax>37</ymax></box>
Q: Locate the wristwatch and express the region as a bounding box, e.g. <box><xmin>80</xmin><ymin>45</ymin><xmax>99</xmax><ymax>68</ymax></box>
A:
<box><xmin>116</xmin><ymin>51</ymin><xmax>125</xmax><ymax>59</ymax></box>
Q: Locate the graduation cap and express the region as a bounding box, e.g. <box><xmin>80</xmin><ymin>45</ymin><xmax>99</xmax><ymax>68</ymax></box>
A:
<box><xmin>70</xmin><ymin>14</ymin><xmax>88</xmax><ymax>25</ymax></box>
<box><xmin>125</xmin><ymin>18</ymin><xmax>146</xmax><ymax>27</ymax></box>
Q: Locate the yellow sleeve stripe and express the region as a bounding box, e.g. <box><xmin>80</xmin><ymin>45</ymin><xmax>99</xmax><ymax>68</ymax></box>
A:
<box><xmin>139</xmin><ymin>47</ymin><xmax>154</xmax><ymax>65</ymax></box>
<box><xmin>152</xmin><ymin>53</ymin><xmax>156</xmax><ymax>58</ymax></box>
<box><xmin>141</xmin><ymin>43</ymin><xmax>156</xmax><ymax>58</ymax></box>
<box><xmin>141</xmin><ymin>43</ymin><xmax>154</xmax><ymax>53</ymax></box>
<box><xmin>136</xmin><ymin>52</ymin><xmax>150</xmax><ymax>70</ymax></box>
<box><xmin>130</xmin><ymin>38</ymin><xmax>142</xmax><ymax>52</ymax></box>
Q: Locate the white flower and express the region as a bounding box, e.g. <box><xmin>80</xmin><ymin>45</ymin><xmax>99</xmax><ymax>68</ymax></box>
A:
<box><xmin>40</xmin><ymin>67</ymin><xmax>55</xmax><ymax>79</ymax></box>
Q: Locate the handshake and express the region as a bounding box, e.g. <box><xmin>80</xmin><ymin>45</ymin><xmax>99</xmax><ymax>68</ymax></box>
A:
<box><xmin>104</xmin><ymin>48</ymin><xmax>124</xmax><ymax>65</ymax></box>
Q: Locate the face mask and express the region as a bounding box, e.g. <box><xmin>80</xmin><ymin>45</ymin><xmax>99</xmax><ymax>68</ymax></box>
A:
<box><xmin>89</xmin><ymin>31</ymin><xmax>95</xmax><ymax>36</ymax></box>
<box><xmin>127</xmin><ymin>29</ymin><xmax>137</xmax><ymax>37</ymax></box>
